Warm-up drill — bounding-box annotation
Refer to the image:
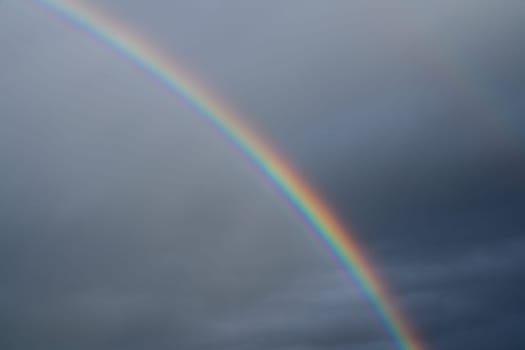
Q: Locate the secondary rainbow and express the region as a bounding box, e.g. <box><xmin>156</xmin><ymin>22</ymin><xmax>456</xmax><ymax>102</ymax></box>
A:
<box><xmin>38</xmin><ymin>1</ymin><xmax>424</xmax><ymax>349</ymax></box>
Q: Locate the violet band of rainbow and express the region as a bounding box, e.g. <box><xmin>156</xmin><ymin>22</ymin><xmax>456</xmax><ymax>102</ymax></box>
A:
<box><xmin>38</xmin><ymin>1</ymin><xmax>424</xmax><ymax>349</ymax></box>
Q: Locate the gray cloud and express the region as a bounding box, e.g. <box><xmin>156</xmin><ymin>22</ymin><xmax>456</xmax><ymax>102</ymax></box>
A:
<box><xmin>1</xmin><ymin>1</ymin><xmax>525</xmax><ymax>349</ymax></box>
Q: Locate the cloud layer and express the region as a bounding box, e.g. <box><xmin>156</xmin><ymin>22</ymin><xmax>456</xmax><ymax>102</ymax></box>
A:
<box><xmin>1</xmin><ymin>1</ymin><xmax>524</xmax><ymax>349</ymax></box>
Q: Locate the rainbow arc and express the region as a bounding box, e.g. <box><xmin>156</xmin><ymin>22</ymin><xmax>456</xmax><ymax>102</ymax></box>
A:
<box><xmin>39</xmin><ymin>1</ymin><xmax>424</xmax><ymax>349</ymax></box>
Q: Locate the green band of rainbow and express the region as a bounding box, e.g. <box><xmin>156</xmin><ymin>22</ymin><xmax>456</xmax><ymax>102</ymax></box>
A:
<box><xmin>38</xmin><ymin>1</ymin><xmax>424</xmax><ymax>349</ymax></box>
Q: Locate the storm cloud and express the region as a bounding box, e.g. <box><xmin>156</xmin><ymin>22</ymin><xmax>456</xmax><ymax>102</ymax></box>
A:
<box><xmin>1</xmin><ymin>1</ymin><xmax>524</xmax><ymax>349</ymax></box>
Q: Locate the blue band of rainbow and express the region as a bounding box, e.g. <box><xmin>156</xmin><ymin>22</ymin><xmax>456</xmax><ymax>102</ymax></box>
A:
<box><xmin>38</xmin><ymin>1</ymin><xmax>424</xmax><ymax>349</ymax></box>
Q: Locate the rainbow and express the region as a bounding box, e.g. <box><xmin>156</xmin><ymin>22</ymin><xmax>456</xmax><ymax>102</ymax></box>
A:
<box><xmin>38</xmin><ymin>1</ymin><xmax>424</xmax><ymax>349</ymax></box>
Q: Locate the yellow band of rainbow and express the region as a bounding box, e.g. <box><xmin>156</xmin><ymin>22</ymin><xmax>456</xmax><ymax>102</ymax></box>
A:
<box><xmin>38</xmin><ymin>1</ymin><xmax>424</xmax><ymax>349</ymax></box>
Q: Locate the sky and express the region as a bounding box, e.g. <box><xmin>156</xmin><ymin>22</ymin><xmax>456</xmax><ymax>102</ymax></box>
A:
<box><xmin>1</xmin><ymin>1</ymin><xmax>525</xmax><ymax>349</ymax></box>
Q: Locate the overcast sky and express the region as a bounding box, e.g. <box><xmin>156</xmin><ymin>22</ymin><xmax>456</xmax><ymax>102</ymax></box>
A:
<box><xmin>1</xmin><ymin>1</ymin><xmax>525</xmax><ymax>349</ymax></box>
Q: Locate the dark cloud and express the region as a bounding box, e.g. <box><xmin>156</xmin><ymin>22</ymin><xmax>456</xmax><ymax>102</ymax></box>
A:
<box><xmin>1</xmin><ymin>1</ymin><xmax>525</xmax><ymax>349</ymax></box>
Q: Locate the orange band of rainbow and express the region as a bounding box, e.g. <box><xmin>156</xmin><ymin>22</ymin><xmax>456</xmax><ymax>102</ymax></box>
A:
<box><xmin>39</xmin><ymin>1</ymin><xmax>424</xmax><ymax>349</ymax></box>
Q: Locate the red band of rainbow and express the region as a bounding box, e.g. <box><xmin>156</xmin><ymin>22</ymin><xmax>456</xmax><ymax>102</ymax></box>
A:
<box><xmin>38</xmin><ymin>1</ymin><xmax>424</xmax><ymax>349</ymax></box>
